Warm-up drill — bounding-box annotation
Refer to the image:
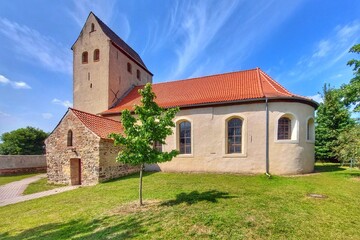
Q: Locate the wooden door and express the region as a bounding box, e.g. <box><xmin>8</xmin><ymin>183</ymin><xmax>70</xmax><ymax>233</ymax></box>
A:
<box><xmin>70</xmin><ymin>158</ymin><xmax>81</xmax><ymax>185</ymax></box>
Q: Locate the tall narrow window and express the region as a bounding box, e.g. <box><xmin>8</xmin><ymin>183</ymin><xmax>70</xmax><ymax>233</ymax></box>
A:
<box><xmin>93</xmin><ymin>49</ymin><xmax>100</xmax><ymax>61</ymax></box>
<box><xmin>136</xmin><ymin>69</ymin><xmax>141</xmax><ymax>80</ymax></box>
<box><xmin>67</xmin><ymin>130</ymin><xmax>73</xmax><ymax>147</ymax></box>
<box><xmin>307</xmin><ymin>118</ymin><xmax>315</xmax><ymax>141</ymax></box>
<box><xmin>278</xmin><ymin>117</ymin><xmax>291</xmax><ymax>140</ymax></box>
<box><xmin>153</xmin><ymin>141</ymin><xmax>162</xmax><ymax>152</ymax></box>
<box><xmin>179</xmin><ymin>121</ymin><xmax>191</xmax><ymax>154</ymax></box>
<box><xmin>127</xmin><ymin>62</ymin><xmax>132</xmax><ymax>73</ymax></box>
<box><xmin>227</xmin><ymin>118</ymin><xmax>242</xmax><ymax>153</ymax></box>
<box><xmin>91</xmin><ymin>23</ymin><xmax>95</xmax><ymax>32</ymax></box>
<box><xmin>82</xmin><ymin>51</ymin><xmax>88</xmax><ymax>64</ymax></box>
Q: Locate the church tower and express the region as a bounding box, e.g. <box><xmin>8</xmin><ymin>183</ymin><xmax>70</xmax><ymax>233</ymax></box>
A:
<box><xmin>72</xmin><ymin>12</ymin><xmax>153</xmax><ymax>115</ymax></box>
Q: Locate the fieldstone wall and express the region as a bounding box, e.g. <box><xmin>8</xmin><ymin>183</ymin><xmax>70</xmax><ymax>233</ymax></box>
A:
<box><xmin>0</xmin><ymin>155</ymin><xmax>46</xmax><ymax>175</ymax></box>
<box><xmin>99</xmin><ymin>139</ymin><xmax>140</xmax><ymax>182</ymax></box>
<box><xmin>45</xmin><ymin>110</ymin><xmax>101</xmax><ymax>186</ymax></box>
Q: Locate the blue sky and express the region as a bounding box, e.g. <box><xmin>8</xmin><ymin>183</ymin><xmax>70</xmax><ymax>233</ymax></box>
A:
<box><xmin>0</xmin><ymin>0</ymin><xmax>359</xmax><ymax>135</ymax></box>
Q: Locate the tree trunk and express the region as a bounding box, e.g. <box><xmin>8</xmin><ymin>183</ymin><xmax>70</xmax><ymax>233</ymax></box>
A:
<box><xmin>139</xmin><ymin>163</ymin><xmax>144</xmax><ymax>206</ymax></box>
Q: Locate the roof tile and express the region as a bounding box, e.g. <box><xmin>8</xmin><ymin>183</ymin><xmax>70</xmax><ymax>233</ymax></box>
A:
<box><xmin>71</xmin><ymin>108</ymin><xmax>122</xmax><ymax>139</ymax></box>
<box><xmin>103</xmin><ymin>68</ymin><xmax>309</xmax><ymax>114</ymax></box>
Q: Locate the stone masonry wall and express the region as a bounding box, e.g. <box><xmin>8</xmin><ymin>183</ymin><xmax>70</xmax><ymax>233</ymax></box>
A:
<box><xmin>98</xmin><ymin>139</ymin><xmax>140</xmax><ymax>182</ymax></box>
<box><xmin>0</xmin><ymin>155</ymin><xmax>46</xmax><ymax>175</ymax></box>
<box><xmin>45</xmin><ymin>110</ymin><xmax>101</xmax><ymax>186</ymax></box>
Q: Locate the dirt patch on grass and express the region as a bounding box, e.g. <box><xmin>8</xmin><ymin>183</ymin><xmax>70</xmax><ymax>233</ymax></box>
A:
<box><xmin>109</xmin><ymin>200</ymin><xmax>162</xmax><ymax>215</ymax></box>
<box><xmin>351</xmin><ymin>177</ymin><xmax>360</xmax><ymax>182</ymax></box>
<box><xmin>283</xmin><ymin>172</ymin><xmax>320</xmax><ymax>177</ymax></box>
<box><xmin>307</xmin><ymin>193</ymin><xmax>328</xmax><ymax>199</ymax></box>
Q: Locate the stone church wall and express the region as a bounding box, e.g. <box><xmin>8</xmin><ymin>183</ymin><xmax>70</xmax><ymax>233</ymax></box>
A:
<box><xmin>45</xmin><ymin>111</ymin><xmax>101</xmax><ymax>186</ymax></box>
<box><xmin>98</xmin><ymin>139</ymin><xmax>140</xmax><ymax>182</ymax></box>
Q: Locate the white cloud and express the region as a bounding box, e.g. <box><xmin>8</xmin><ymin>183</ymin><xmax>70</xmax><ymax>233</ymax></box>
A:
<box><xmin>144</xmin><ymin>0</ymin><xmax>305</xmax><ymax>81</ymax></box>
<box><xmin>279</xmin><ymin>21</ymin><xmax>360</xmax><ymax>83</ymax></box>
<box><xmin>312</xmin><ymin>40</ymin><xmax>331</xmax><ymax>58</ymax></box>
<box><xmin>68</xmin><ymin>0</ymin><xmax>116</xmax><ymax>28</ymax></box>
<box><xmin>12</xmin><ymin>81</ymin><xmax>31</xmax><ymax>89</ymax></box>
<box><xmin>0</xmin><ymin>74</ymin><xmax>31</xmax><ymax>89</ymax></box>
<box><xmin>0</xmin><ymin>18</ymin><xmax>72</xmax><ymax>74</ymax></box>
<box><xmin>0</xmin><ymin>75</ymin><xmax>10</xmax><ymax>84</ymax></box>
<box><xmin>307</xmin><ymin>94</ymin><xmax>323</xmax><ymax>103</ymax></box>
<box><xmin>42</xmin><ymin>113</ymin><xmax>53</xmax><ymax>119</ymax></box>
<box><xmin>0</xmin><ymin>111</ymin><xmax>10</xmax><ymax>117</ymax></box>
<box><xmin>52</xmin><ymin>98</ymin><xmax>73</xmax><ymax>108</ymax></box>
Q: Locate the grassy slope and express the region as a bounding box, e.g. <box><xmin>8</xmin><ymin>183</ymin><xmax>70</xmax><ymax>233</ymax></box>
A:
<box><xmin>0</xmin><ymin>164</ymin><xmax>359</xmax><ymax>239</ymax></box>
<box><xmin>23</xmin><ymin>178</ymin><xmax>63</xmax><ymax>195</ymax></box>
<box><xmin>0</xmin><ymin>174</ymin><xmax>37</xmax><ymax>186</ymax></box>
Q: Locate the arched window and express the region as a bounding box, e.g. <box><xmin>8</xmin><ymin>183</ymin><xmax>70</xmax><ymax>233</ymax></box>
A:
<box><xmin>127</xmin><ymin>62</ymin><xmax>132</xmax><ymax>73</ymax></box>
<box><xmin>91</xmin><ymin>23</ymin><xmax>95</xmax><ymax>32</ymax></box>
<box><xmin>67</xmin><ymin>130</ymin><xmax>73</xmax><ymax>147</ymax></box>
<box><xmin>307</xmin><ymin>118</ymin><xmax>315</xmax><ymax>141</ymax></box>
<box><xmin>82</xmin><ymin>51</ymin><xmax>88</xmax><ymax>64</ymax></box>
<box><xmin>136</xmin><ymin>69</ymin><xmax>141</xmax><ymax>80</ymax></box>
<box><xmin>179</xmin><ymin>121</ymin><xmax>191</xmax><ymax>154</ymax></box>
<box><xmin>153</xmin><ymin>141</ymin><xmax>162</xmax><ymax>152</ymax></box>
<box><xmin>93</xmin><ymin>49</ymin><xmax>100</xmax><ymax>61</ymax></box>
<box><xmin>227</xmin><ymin>118</ymin><xmax>242</xmax><ymax>153</ymax></box>
<box><xmin>278</xmin><ymin>117</ymin><xmax>291</xmax><ymax>140</ymax></box>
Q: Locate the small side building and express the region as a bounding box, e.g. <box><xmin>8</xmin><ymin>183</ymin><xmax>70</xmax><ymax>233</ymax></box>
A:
<box><xmin>45</xmin><ymin>108</ymin><xmax>138</xmax><ymax>186</ymax></box>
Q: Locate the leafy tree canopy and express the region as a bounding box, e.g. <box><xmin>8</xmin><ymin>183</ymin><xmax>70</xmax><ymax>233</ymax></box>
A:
<box><xmin>0</xmin><ymin>127</ymin><xmax>49</xmax><ymax>155</ymax></box>
<box><xmin>315</xmin><ymin>85</ymin><xmax>355</xmax><ymax>162</ymax></box>
<box><xmin>110</xmin><ymin>83</ymin><xmax>179</xmax><ymax>205</ymax></box>
<box><xmin>334</xmin><ymin>124</ymin><xmax>360</xmax><ymax>167</ymax></box>
<box><xmin>341</xmin><ymin>44</ymin><xmax>360</xmax><ymax>112</ymax></box>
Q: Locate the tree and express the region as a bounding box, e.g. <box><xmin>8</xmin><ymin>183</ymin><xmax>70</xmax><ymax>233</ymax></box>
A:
<box><xmin>334</xmin><ymin>124</ymin><xmax>360</xmax><ymax>167</ymax></box>
<box><xmin>341</xmin><ymin>44</ymin><xmax>360</xmax><ymax>112</ymax></box>
<box><xmin>110</xmin><ymin>83</ymin><xmax>179</xmax><ymax>206</ymax></box>
<box><xmin>315</xmin><ymin>84</ymin><xmax>355</xmax><ymax>162</ymax></box>
<box><xmin>0</xmin><ymin>127</ymin><xmax>49</xmax><ymax>155</ymax></box>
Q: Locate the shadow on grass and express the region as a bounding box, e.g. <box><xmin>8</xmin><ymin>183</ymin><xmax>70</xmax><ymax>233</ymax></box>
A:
<box><xmin>314</xmin><ymin>164</ymin><xmax>346</xmax><ymax>173</ymax></box>
<box><xmin>161</xmin><ymin>190</ymin><xmax>235</xmax><ymax>206</ymax></box>
<box><xmin>340</xmin><ymin>172</ymin><xmax>360</xmax><ymax>178</ymax></box>
<box><xmin>101</xmin><ymin>171</ymin><xmax>156</xmax><ymax>184</ymax></box>
<box><xmin>0</xmin><ymin>214</ymin><xmax>159</xmax><ymax>240</ymax></box>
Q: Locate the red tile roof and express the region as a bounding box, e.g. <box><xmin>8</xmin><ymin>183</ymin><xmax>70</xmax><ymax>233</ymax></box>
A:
<box><xmin>103</xmin><ymin>68</ymin><xmax>314</xmax><ymax>114</ymax></box>
<box><xmin>70</xmin><ymin>108</ymin><xmax>123</xmax><ymax>139</ymax></box>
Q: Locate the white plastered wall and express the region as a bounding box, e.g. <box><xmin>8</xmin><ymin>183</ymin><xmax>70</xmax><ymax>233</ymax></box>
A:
<box><xmin>146</xmin><ymin>101</ymin><xmax>315</xmax><ymax>175</ymax></box>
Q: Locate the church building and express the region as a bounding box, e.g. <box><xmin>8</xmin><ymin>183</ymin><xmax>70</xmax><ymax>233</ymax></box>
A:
<box><xmin>45</xmin><ymin>12</ymin><xmax>318</xmax><ymax>186</ymax></box>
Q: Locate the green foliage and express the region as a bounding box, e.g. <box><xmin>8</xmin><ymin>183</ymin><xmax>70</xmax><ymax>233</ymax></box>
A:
<box><xmin>23</xmin><ymin>178</ymin><xmax>64</xmax><ymax>195</ymax></box>
<box><xmin>110</xmin><ymin>83</ymin><xmax>179</xmax><ymax>205</ymax></box>
<box><xmin>110</xmin><ymin>83</ymin><xmax>179</xmax><ymax>165</ymax></box>
<box><xmin>0</xmin><ymin>127</ymin><xmax>48</xmax><ymax>155</ymax></box>
<box><xmin>334</xmin><ymin>124</ymin><xmax>360</xmax><ymax>166</ymax></box>
<box><xmin>341</xmin><ymin>43</ymin><xmax>360</xmax><ymax>112</ymax></box>
<box><xmin>315</xmin><ymin>85</ymin><xmax>355</xmax><ymax>162</ymax></box>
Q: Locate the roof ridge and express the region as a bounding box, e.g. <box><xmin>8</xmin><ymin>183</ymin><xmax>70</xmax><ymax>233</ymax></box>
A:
<box><xmin>153</xmin><ymin>68</ymin><xmax>259</xmax><ymax>86</ymax></box>
<box><xmin>256</xmin><ymin>67</ymin><xmax>265</xmax><ymax>97</ymax></box>
<box><xmin>92</xmin><ymin>13</ymin><xmax>148</xmax><ymax>70</ymax></box>
<box><xmin>70</xmin><ymin>108</ymin><xmax>120</xmax><ymax>123</ymax></box>
<box><xmin>92</xmin><ymin>13</ymin><xmax>141</xmax><ymax>59</ymax></box>
<box><xmin>259</xmin><ymin>70</ymin><xmax>292</xmax><ymax>96</ymax></box>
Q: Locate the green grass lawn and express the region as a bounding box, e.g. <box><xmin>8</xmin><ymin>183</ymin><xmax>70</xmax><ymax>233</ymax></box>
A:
<box><xmin>23</xmin><ymin>178</ymin><xmax>64</xmax><ymax>195</ymax></box>
<box><xmin>0</xmin><ymin>173</ymin><xmax>38</xmax><ymax>186</ymax></box>
<box><xmin>0</xmin><ymin>164</ymin><xmax>359</xmax><ymax>239</ymax></box>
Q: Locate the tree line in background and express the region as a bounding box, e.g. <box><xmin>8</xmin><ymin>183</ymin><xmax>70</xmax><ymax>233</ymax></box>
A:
<box><xmin>315</xmin><ymin>44</ymin><xmax>360</xmax><ymax>166</ymax></box>
<box><xmin>0</xmin><ymin>127</ymin><xmax>48</xmax><ymax>155</ymax></box>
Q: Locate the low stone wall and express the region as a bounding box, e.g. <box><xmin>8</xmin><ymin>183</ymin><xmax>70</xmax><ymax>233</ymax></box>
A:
<box><xmin>0</xmin><ymin>155</ymin><xmax>46</xmax><ymax>175</ymax></box>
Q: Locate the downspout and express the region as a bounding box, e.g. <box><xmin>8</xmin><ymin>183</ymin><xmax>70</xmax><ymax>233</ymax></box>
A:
<box><xmin>265</xmin><ymin>98</ymin><xmax>271</xmax><ymax>177</ymax></box>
